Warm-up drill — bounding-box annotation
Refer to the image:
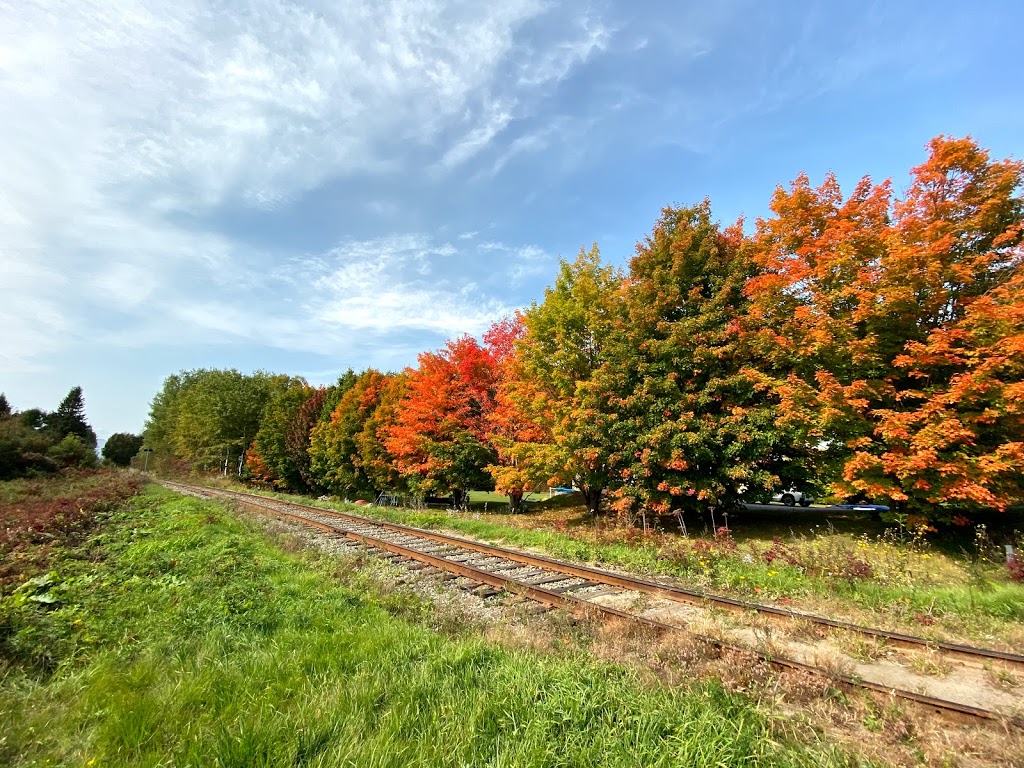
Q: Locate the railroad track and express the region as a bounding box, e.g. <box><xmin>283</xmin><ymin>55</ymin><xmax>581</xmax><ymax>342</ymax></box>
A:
<box><xmin>163</xmin><ymin>481</ymin><xmax>1024</xmax><ymax>729</ymax></box>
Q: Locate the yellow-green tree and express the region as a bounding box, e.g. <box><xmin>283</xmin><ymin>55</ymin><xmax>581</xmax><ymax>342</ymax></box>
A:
<box><xmin>516</xmin><ymin>245</ymin><xmax>623</xmax><ymax>515</ymax></box>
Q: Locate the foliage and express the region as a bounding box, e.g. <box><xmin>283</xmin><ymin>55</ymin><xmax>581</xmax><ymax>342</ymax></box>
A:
<box><xmin>46</xmin><ymin>435</ymin><xmax>97</xmax><ymax>470</ymax></box>
<box><xmin>516</xmin><ymin>246</ymin><xmax>624</xmax><ymax>514</ymax></box>
<box><xmin>101</xmin><ymin>432</ymin><xmax>143</xmax><ymax>467</ymax></box>
<box><xmin>483</xmin><ymin>317</ymin><xmax>549</xmax><ymax>512</ymax></box>
<box><xmin>1009</xmin><ymin>552</ymin><xmax>1024</xmax><ymax>584</ymax></box>
<box><xmin>309</xmin><ymin>369</ymin><xmax>391</xmax><ymax>496</ymax></box>
<box><xmin>0</xmin><ymin>470</ymin><xmax>141</xmax><ymax>592</ymax></box>
<box><xmin>0</xmin><ymin>414</ymin><xmax>56</xmax><ymax>479</ymax></box>
<box><xmin>139</xmin><ymin>135</ymin><xmax>1024</xmax><ymax>522</ymax></box>
<box><xmin>607</xmin><ymin>202</ymin><xmax>810</xmax><ymax>519</ymax></box>
<box><xmin>144</xmin><ymin>369</ymin><xmax>293</xmax><ymax>472</ymax></box>
<box><xmin>357</xmin><ymin>372</ymin><xmax>408</xmax><ymax>497</ymax></box>
<box><xmin>284</xmin><ymin>386</ymin><xmax>329</xmax><ymax>492</ymax></box>
<box><xmin>44</xmin><ymin>387</ymin><xmax>97</xmax><ymax>448</ymax></box>
<box><xmin>386</xmin><ymin>337</ymin><xmax>500</xmax><ymax>506</ymax></box>
<box><xmin>0</xmin><ymin>390</ymin><xmax>99</xmax><ymax>479</ymax></box>
<box><xmin>249</xmin><ymin>378</ymin><xmax>315</xmax><ymax>490</ymax></box>
<box><xmin>746</xmin><ymin>136</ymin><xmax>1024</xmax><ymax>517</ymax></box>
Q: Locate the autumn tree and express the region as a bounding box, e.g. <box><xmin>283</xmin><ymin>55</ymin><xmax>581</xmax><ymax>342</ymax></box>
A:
<box><xmin>516</xmin><ymin>246</ymin><xmax>623</xmax><ymax>515</ymax></box>
<box><xmin>244</xmin><ymin>442</ymin><xmax>277</xmax><ymax>488</ymax></box>
<box><xmin>603</xmin><ymin>202</ymin><xmax>808</xmax><ymax>519</ymax></box>
<box><xmin>357</xmin><ymin>373</ymin><xmax>408</xmax><ymax>496</ymax></box>
<box><xmin>841</xmin><ymin>137</ymin><xmax>1024</xmax><ymax>512</ymax></box>
<box><xmin>386</xmin><ymin>338</ymin><xmax>499</xmax><ymax>507</ymax></box>
<box><xmin>482</xmin><ymin>316</ymin><xmax>551</xmax><ymax>513</ymax></box>
<box><xmin>250</xmin><ymin>378</ymin><xmax>315</xmax><ymax>490</ymax></box>
<box><xmin>746</xmin><ymin>136</ymin><xmax>1024</xmax><ymax>515</ymax></box>
<box><xmin>285</xmin><ymin>387</ymin><xmax>330</xmax><ymax>492</ymax></box>
<box><xmin>309</xmin><ymin>369</ymin><xmax>391</xmax><ymax>496</ymax></box>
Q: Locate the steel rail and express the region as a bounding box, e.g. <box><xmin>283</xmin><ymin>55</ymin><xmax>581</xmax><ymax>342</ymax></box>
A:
<box><xmin>166</xmin><ymin>482</ymin><xmax>1024</xmax><ymax>729</ymax></box>
<box><xmin>174</xmin><ymin>483</ymin><xmax>1024</xmax><ymax>670</ymax></box>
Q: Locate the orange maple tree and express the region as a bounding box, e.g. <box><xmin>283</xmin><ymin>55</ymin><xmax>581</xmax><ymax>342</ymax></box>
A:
<box><xmin>385</xmin><ymin>336</ymin><xmax>500</xmax><ymax>507</ymax></box>
<box><xmin>746</xmin><ymin>136</ymin><xmax>1024</xmax><ymax>516</ymax></box>
<box><xmin>483</xmin><ymin>316</ymin><xmax>553</xmax><ymax>512</ymax></box>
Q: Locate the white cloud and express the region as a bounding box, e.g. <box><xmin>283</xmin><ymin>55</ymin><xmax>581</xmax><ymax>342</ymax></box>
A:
<box><xmin>302</xmin><ymin>235</ymin><xmax>518</xmax><ymax>336</ymax></box>
<box><xmin>87</xmin><ymin>232</ymin><xmax>549</xmax><ymax>360</ymax></box>
<box><xmin>516</xmin><ymin>15</ymin><xmax>611</xmax><ymax>87</ymax></box>
<box><xmin>0</xmin><ymin>0</ymin><xmax>610</xmax><ymax>374</ymax></box>
<box><xmin>439</xmin><ymin>99</ymin><xmax>517</xmax><ymax>169</ymax></box>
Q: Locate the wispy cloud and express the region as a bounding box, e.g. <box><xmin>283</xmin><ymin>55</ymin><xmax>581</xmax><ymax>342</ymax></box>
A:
<box><xmin>439</xmin><ymin>99</ymin><xmax>517</xmax><ymax>169</ymax></box>
<box><xmin>516</xmin><ymin>15</ymin><xmax>611</xmax><ymax>87</ymax></box>
<box><xmin>0</xmin><ymin>0</ymin><xmax>609</xmax><ymax>374</ymax></box>
<box><xmin>89</xmin><ymin>231</ymin><xmax>550</xmax><ymax>359</ymax></box>
<box><xmin>300</xmin><ymin>234</ymin><xmax>547</xmax><ymax>336</ymax></box>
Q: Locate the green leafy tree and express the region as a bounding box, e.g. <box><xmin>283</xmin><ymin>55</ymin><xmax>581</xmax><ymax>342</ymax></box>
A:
<box><xmin>309</xmin><ymin>370</ymin><xmax>390</xmax><ymax>496</ymax></box>
<box><xmin>606</xmin><ymin>202</ymin><xmax>808</xmax><ymax>518</ymax></box>
<box><xmin>516</xmin><ymin>245</ymin><xmax>624</xmax><ymax>515</ymax></box>
<box><xmin>0</xmin><ymin>415</ymin><xmax>55</xmax><ymax>479</ymax></box>
<box><xmin>47</xmin><ymin>434</ymin><xmax>98</xmax><ymax>469</ymax></box>
<box><xmin>144</xmin><ymin>369</ymin><xmax>290</xmax><ymax>471</ymax></box>
<box><xmin>102</xmin><ymin>432</ymin><xmax>144</xmax><ymax>467</ymax></box>
<box><xmin>250</xmin><ymin>379</ymin><xmax>315</xmax><ymax>490</ymax></box>
<box><xmin>19</xmin><ymin>409</ymin><xmax>48</xmax><ymax>431</ymax></box>
<box><xmin>0</xmin><ymin>393</ymin><xmax>11</xmax><ymax>419</ymax></box>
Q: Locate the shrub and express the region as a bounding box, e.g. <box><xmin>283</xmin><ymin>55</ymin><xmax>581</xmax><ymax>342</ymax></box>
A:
<box><xmin>1008</xmin><ymin>553</ymin><xmax>1024</xmax><ymax>583</ymax></box>
<box><xmin>46</xmin><ymin>435</ymin><xmax>97</xmax><ymax>470</ymax></box>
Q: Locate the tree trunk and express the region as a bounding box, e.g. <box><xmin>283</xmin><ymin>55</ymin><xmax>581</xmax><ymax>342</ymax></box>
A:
<box><xmin>508</xmin><ymin>490</ymin><xmax>524</xmax><ymax>514</ymax></box>
<box><xmin>581</xmin><ymin>486</ymin><xmax>603</xmax><ymax>516</ymax></box>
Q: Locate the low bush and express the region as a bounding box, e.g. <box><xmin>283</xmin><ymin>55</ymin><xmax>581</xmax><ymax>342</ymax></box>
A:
<box><xmin>0</xmin><ymin>470</ymin><xmax>142</xmax><ymax>591</ymax></box>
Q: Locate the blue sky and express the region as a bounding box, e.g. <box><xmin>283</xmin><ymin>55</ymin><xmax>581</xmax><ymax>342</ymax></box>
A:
<box><xmin>2</xmin><ymin>0</ymin><xmax>1023</xmax><ymax>441</ymax></box>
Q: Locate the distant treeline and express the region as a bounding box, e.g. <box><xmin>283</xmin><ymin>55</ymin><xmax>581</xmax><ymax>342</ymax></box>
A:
<box><xmin>0</xmin><ymin>388</ymin><xmax>144</xmax><ymax>479</ymax></box>
<box><xmin>143</xmin><ymin>137</ymin><xmax>1024</xmax><ymax>522</ymax></box>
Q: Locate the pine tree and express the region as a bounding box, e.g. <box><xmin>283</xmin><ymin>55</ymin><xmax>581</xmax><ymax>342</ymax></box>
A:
<box><xmin>47</xmin><ymin>386</ymin><xmax>97</xmax><ymax>448</ymax></box>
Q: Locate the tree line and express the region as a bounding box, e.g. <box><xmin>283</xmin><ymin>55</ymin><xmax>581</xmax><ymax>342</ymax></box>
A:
<box><xmin>143</xmin><ymin>137</ymin><xmax>1024</xmax><ymax>521</ymax></box>
<box><xmin>0</xmin><ymin>387</ymin><xmax>142</xmax><ymax>478</ymax></box>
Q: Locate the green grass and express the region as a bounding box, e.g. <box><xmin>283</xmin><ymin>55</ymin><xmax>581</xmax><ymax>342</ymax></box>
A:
<box><xmin>0</xmin><ymin>484</ymin><xmax>856</xmax><ymax>767</ymax></box>
<box><xmin>228</xmin><ymin>483</ymin><xmax>1024</xmax><ymax>636</ymax></box>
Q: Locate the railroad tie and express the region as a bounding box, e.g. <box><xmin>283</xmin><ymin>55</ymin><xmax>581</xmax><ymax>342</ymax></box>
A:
<box><xmin>549</xmin><ymin>580</ymin><xmax>600</xmax><ymax>594</ymax></box>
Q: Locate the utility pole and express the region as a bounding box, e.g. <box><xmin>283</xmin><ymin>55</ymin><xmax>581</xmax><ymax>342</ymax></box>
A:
<box><xmin>141</xmin><ymin>447</ymin><xmax>153</xmax><ymax>472</ymax></box>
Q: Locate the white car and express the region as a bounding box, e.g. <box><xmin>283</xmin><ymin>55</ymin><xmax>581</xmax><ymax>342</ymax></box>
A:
<box><xmin>772</xmin><ymin>489</ymin><xmax>813</xmax><ymax>507</ymax></box>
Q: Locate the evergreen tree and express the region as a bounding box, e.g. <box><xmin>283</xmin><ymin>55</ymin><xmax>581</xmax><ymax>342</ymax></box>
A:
<box><xmin>46</xmin><ymin>386</ymin><xmax>97</xmax><ymax>448</ymax></box>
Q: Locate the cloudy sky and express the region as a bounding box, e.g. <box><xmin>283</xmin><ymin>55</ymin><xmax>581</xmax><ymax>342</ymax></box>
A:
<box><xmin>2</xmin><ymin>0</ymin><xmax>1023</xmax><ymax>441</ymax></box>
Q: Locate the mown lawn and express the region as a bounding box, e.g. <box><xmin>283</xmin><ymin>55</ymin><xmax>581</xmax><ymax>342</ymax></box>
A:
<box><xmin>0</xmin><ymin>483</ymin><xmax>856</xmax><ymax>767</ymax></box>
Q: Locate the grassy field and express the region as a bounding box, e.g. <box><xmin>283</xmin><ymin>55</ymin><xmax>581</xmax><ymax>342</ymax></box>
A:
<box><xmin>0</xmin><ymin>481</ymin><xmax>858</xmax><ymax>767</ymax></box>
<box><xmin>225</xmin><ymin>481</ymin><xmax>1024</xmax><ymax>648</ymax></box>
